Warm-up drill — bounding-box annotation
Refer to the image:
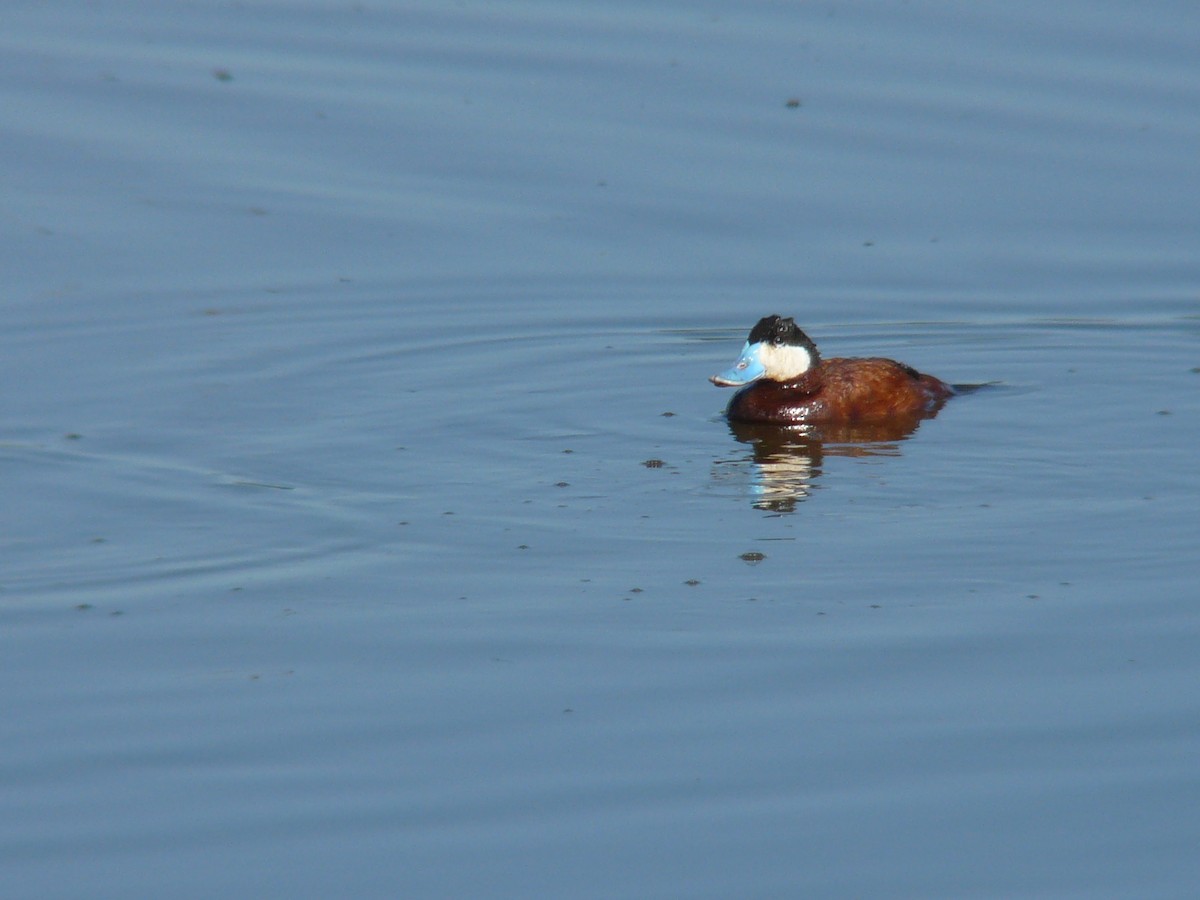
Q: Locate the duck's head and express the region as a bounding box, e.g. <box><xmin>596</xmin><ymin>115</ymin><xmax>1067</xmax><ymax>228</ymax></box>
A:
<box><xmin>710</xmin><ymin>315</ymin><xmax>820</xmax><ymax>387</ymax></box>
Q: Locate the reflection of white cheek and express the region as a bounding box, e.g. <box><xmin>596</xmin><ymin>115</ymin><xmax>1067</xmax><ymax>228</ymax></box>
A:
<box><xmin>752</xmin><ymin>451</ymin><xmax>815</xmax><ymax>504</ymax></box>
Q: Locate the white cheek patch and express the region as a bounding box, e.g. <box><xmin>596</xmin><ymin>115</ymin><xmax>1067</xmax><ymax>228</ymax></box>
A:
<box><xmin>758</xmin><ymin>343</ymin><xmax>812</xmax><ymax>380</ymax></box>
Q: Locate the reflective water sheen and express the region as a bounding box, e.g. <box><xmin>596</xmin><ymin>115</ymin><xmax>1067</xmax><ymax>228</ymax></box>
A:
<box><xmin>3</xmin><ymin>1</ymin><xmax>1199</xmax><ymax>898</ymax></box>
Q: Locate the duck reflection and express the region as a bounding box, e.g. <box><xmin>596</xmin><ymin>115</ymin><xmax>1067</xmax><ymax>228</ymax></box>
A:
<box><xmin>719</xmin><ymin>413</ymin><xmax>932</xmax><ymax>513</ymax></box>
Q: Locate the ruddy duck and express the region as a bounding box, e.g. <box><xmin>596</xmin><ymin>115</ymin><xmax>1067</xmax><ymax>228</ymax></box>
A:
<box><xmin>710</xmin><ymin>315</ymin><xmax>954</xmax><ymax>426</ymax></box>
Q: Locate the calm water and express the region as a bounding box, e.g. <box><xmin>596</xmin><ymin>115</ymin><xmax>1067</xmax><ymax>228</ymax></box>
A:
<box><xmin>3</xmin><ymin>2</ymin><xmax>1199</xmax><ymax>898</ymax></box>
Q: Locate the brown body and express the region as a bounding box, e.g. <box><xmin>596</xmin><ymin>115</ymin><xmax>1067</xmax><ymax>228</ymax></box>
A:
<box><xmin>725</xmin><ymin>357</ymin><xmax>954</xmax><ymax>426</ymax></box>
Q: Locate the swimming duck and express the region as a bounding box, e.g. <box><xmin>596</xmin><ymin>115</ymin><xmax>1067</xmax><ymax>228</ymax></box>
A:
<box><xmin>711</xmin><ymin>315</ymin><xmax>954</xmax><ymax>426</ymax></box>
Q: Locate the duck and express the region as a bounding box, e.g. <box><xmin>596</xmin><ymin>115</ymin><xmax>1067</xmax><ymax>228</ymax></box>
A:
<box><xmin>710</xmin><ymin>315</ymin><xmax>954</xmax><ymax>426</ymax></box>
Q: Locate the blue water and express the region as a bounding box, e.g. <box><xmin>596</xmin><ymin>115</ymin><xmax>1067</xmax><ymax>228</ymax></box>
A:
<box><xmin>3</xmin><ymin>2</ymin><xmax>1199</xmax><ymax>898</ymax></box>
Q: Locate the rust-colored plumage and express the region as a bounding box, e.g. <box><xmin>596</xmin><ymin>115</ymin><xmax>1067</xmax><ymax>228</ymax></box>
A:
<box><xmin>725</xmin><ymin>356</ymin><xmax>953</xmax><ymax>425</ymax></box>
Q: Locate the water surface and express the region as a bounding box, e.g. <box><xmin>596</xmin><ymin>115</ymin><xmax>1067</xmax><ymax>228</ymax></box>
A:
<box><xmin>3</xmin><ymin>2</ymin><xmax>1199</xmax><ymax>898</ymax></box>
